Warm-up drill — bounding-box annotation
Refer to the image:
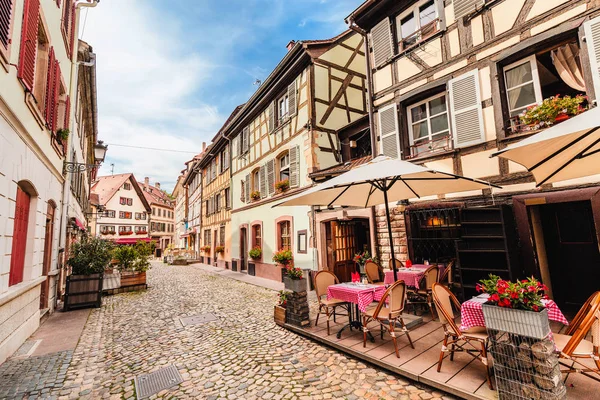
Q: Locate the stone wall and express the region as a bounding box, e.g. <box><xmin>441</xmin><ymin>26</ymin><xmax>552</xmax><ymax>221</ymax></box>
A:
<box><xmin>375</xmin><ymin>205</ymin><xmax>408</xmax><ymax>266</ymax></box>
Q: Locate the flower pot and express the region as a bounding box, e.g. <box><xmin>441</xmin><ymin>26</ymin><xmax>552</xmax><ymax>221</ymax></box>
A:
<box><xmin>274</xmin><ymin>305</ymin><xmax>286</xmax><ymax>325</ymax></box>
<box><xmin>120</xmin><ymin>271</ymin><xmax>147</xmax><ymax>287</ymax></box>
<box><xmin>482</xmin><ymin>303</ymin><xmax>550</xmax><ymax>339</ymax></box>
<box><xmin>554</xmin><ymin>113</ymin><xmax>569</xmax><ymax>123</ymax></box>
<box><xmin>284</xmin><ymin>276</ymin><xmax>307</xmax><ymax>293</ymax></box>
<box><xmin>64</xmin><ymin>273</ymin><xmax>103</xmax><ymax>311</ymax></box>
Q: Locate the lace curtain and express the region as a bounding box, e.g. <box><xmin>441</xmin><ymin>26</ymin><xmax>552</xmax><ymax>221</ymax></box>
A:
<box><xmin>551</xmin><ymin>43</ymin><xmax>586</xmax><ymax>92</ymax></box>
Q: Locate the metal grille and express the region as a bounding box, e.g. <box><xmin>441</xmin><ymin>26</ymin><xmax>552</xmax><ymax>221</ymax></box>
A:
<box><xmin>179</xmin><ymin>313</ymin><xmax>218</xmax><ymax>327</ymax></box>
<box><xmin>134</xmin><ymin>365</ymin><xmax>183</xmax><ymax>399</ymax></box>
<box><xmin>407</xmin><ymin>207</ymin><xmax>461</xmax><ymax>263</ymax></box>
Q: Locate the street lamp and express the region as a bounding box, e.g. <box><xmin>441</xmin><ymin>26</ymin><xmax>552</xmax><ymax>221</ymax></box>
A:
<box><xmin>63</xmin><ymin>140</ymin><xmax>108</xmax><ymax>173</ymax></box>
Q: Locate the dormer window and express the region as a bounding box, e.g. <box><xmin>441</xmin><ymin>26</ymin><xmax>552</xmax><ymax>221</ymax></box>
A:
<box><xmin>396</xmin><ymin>0</ymin><xmax>440</xmax><ymax>52</ymax></box>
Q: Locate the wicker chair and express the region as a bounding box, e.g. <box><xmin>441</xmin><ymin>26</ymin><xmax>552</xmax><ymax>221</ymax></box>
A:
<box><xmin>438</xmin><ymin>260</ymin><xmax>455</xmax><ymax>288</ymax></box>
<box><xmin>314</xmin><ymin>271</ymin><xmax>350</xmax><ymax>335</ymax></box>
<box><xmin>362</xmin><ymin>280</ymin><xmax>414</xmax><ymax>358</ymax></box>
<box><xmin>388</xmin><ymin>258</ymin><xmax>405</xmax><ymax>270</ymax></box>
<box><xmin>407</xmin><ymin>265</ymin><xmax>439</xmax><ymax>320</ymax></box>
<box><xmin>554</xmin><ymin>291</ymin><xmax>600</xmax><ymax>382</ymax></box>
<box><xmin>365</xmin><ymin>261</ymin><xmax>385</xmax><ymax>286</ymax></box>
<box><xmin>431</xmin><ymin>283</ymin><xmax>493</xmax><ymax>389</ymax></box>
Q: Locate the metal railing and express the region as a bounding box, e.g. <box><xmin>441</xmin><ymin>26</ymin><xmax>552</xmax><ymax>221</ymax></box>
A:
<box><xmin>404</xmin><ymin>134</ymin><xmax>452</xmax><ymax>159</ymax></box>
<box><xmin>398</xmin><ymin>19</ymin><xmax>440</xmax><ymax>53</ymax></box>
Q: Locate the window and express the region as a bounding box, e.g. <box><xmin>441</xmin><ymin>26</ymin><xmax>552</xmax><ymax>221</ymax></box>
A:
<box><xmin>225</xmin><ymin>187</ymin><xmax>231</xmax><ymax>209</ymax></box>
<box><xmin>152</xmin><ymin>207</ymin><xmax>155</xmax><ymax>215</ymax></box>
<box><xmin>158</xmin><ymin>209</ymin><xmax>162</xmax><ymax>217</ymax></box>
<box><xmin>396</xmin><ymin>0</ymin><xmax>439</xmax><ymax>52</ymax></box>
<box><xmin>219</xmin><ymin>225</ymin><xmax>225</xmax><ymax>246</ymax></box>
<box><xmin>220</xmin><ymin>145</ymin><xmax>230</xmax><ymax>173</ymax></box>
<box><xmin>0</xmin><ymin>0</ymin><xmax>15</xmax><ymax>63</ymax></box>
<box><xmin>279</xmin><ymin>221</ymin><xmax>291</xmax><ymax>251</ymax></box>
<box><xmin>215</xmin><ymin>193</ymin><xmax>221</xmax><ymax>213</ymax></box>
<box><xmin>504</xmin><ymin>56</ymin><xmax>542</xmax><ymax>117</ymax></box>
<box><xmin>104</xmin><ymin>210</ymin><xmax>116</xmax><ymax>218</ymax></box>
<box><xmin>123</xmin><ymin>183</ymin><xmax>131</xmax><ymax>190</ymax></box>
<box><xmin>142</xmin><ymin>212</ymin><xmax>146</xmax><ymax>220</ymax></box>
<box><xmin>278</xmin><ymin>152</ymin><xmax>290</xmax><ymax>182</ymax></box>
<box><xmin>277</xmin><ymin>93</ymin><xmax>289</xmax><ymax>124</ymax></box>
<box><xmin>119</xmin><ymin>226</ymin><xmax>132</xmax><ymax>233</ymax></box>
<box><xmin>297</xmin><ymin>230</ymin><xmax>307</xmax><ymax>254</ymax></box>
<box><xmin>407</xmin><ymin>93</ymin><xmax>450</xmax><ymax>157</ymax></box>
<box><xmin>100</xmin><ymin>225</ymin><xmax>115</xmax><ymax>234</ymax></box>
<box><xmin>252</xmin><ymin>169</ymin><xmax>260</xmax><ymax>193</ymax></box>
<box><xmin>119</xmin><ymin>211</ymin><xmax>132</xmax><ymax>219</ymax></box>
<box><xmin>205</xmin><ymin>199</ymin><xmax>210</xmax><ymax>216</ymax></box>
<box><xmin>135</xmin><ymin>226</ymin><xmax>146</xmax><ymax>233</ymax></box>
<box><xmin>252</xmin><ymin>224</ymin><xmax>262</xmax><ymax>249</ymax></box>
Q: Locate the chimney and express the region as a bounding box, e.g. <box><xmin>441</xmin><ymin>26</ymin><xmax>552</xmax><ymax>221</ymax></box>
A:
<box><xmin>202</xmin><ymin>142</ymin><xmax>206</xmax><ymax>152</ymax></box>
<box><xmin>144</xmin><ymin>177</ymin><xmax>149</xmax><ymax>190</ymax></box>
<box><xmin>155</xmin><ymin>182</ymin><xmax>161</xmax><ymax>190</ymax></box>
<box><xmin>286</xmin><ymin>40</ymin><xmax>296</xmax><ymax>52</ymax></box>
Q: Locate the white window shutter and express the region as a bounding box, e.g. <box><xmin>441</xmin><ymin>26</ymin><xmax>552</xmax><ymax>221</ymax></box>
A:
<box><xmin>233</xmin><ymin>135</ymin><xmax>240</xmax><ymax>157</ymax></box>
<box><xmin>584</xmin><ymin>16</ymin><xmax>600</xmax><ymax>104</ymax></box>
<box><xmin>371</xmin><ymin>18</ymin><xmax>393</xmax><ymax>68</ymax></box>
<box><xmin>448</xmin><ymin>70</ymin><xmax>486</xmax><ymax>149</ymax></box>
<box><xmin>378</xmin><ymin>103</ymin><xmax>401</xmax><ymax>159</ymax></box>
<box><xmin>242</xmin><ymin>126</ymin><xmax>249</xmax><ymax>153</ymax></box>
<box><xmin>259</xmin><ymin>165</ymin><xmax>267</xmax><ymax>199</ymax></box>
<box><xmin>289</xmin><ymin>145</ymin><xmax>300</xmax><ymax>188</ymax></box>
<box><xmin>244</xmin><ymin>174</ymin><xmax>250</xmax><ymax>203</ymax></box>
<box><xmin>268</xmin><ymin>102</ymin><xmax>275</xmax><ymax>133</ymax></box>
<box><xmin>453</xmin><ymin>0</ymin><xmax>484</xmax><ymax>20</ymax></box>
<box><xmin>288</xmin><ymin>81</ymin><xmax>297</xmax><ymax>116</ymax></box>
<box><xmin>267</xmin><ymin>159</ymin><xmax>275</xmax><ymax>196</ymax></box>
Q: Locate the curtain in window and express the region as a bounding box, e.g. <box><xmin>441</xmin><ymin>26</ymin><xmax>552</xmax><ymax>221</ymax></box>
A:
<box><xmin>551</xmin><ymin>43</ymin><xmax>585</xmax><ymax>92</ymax></box>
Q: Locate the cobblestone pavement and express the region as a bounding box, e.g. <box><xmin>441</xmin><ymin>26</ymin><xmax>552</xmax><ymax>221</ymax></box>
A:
<box><xmin>2</xmin><ymin>263</ymin><xmax>454</xmax><ymax>399</ymax></box>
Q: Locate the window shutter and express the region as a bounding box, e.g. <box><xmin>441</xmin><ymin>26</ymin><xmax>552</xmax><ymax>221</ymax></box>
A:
<box><xmin>371</xmin><ymin>18</ymin><xmax>393</xmax><ymax>68</ymax></box>
<box><xmin>289</xmin><ymin>145</ymin><xmax>300</xmax><ymax>188</ymax></box>
<box><xmin>268</xmin><ymin>101</ymin><xmax>275</xmax><ymax>133</ymax></box>
<box><xmin>267</xmin><ymin>159</ymin><xmax>275</xmax><ymax>196</ymax></box>
<box><xmin>69</xmin><ymin>3</ymin><xmax>76</xmax><ymax>59</ymax></box>
<box><xmin>44</xmin><ymin>47</ymin><xmax>56</xmax><ymax>125</ymax></box>
<box><xmin>378</xmin><ymin>103</ymin><xmax>400</xmax><ymax>159</ymax></box>
<box><xmin>259</xmin><ymin>165</ymin><xmax>267</xmax><ymax>199</ymax></box>
<box><xmin>0</xmin><ymin>0</ymin><xmax>14</xmax><ymax>51</ymax></box>
<box><xmin>48</xmin><ymin>59</ymin><xmax>61</xmax><ymax>133</ymax></box>
<box><xmin>244</xmin><ymin>174</ymin><xmax>250</xmax><ymax>203</ymax></box>
<box><xmin>288</xmin><ymin>80</ymin><xmax>297</xmax><ymax>116</ymax></box>
<box><xmin>584</xmin><ymin>16</ymin><xmax>600</xmax><ymax>104</ymax></box>
<box><xmin>448</xmin><ymin>70</ymin><xmax>485</xmax><ymax>149</ymax></box>
<box><xmin>242</xmin><ymin>126</ymin><xmax>249</xmax><ymax>153</ymax></box>
<box><xmin>63</xmin><ymin>95</ymin><xmax>70</xmax><ymax>132</ymax></box>
<box><xmin>17</xmin><ymin>0</ymin><xmax>40</xmax><ymax>92</ymax></box>
<box><xmin>453</xmin><ymin>0</ymin><xmax>484</xmax><ymax>20</ymax></box>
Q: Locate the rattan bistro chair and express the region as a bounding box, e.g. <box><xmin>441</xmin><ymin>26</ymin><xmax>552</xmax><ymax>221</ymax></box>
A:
<box><xmin>407</xmin><ymin>265</ymin><xmax>439</xmax><ymax>320</ymax></box>
<box><xmin>314</xmin><ymin>271</ymin><xmax>350</xmax><ymax>335</ymax></box>
<box><xmin>362</xmin><ymin>280</ymin><xmax>414</xmax><ymax>358</ymax></box>
<box><xmin>438</xmin><ymin>260</ymin><xmax>455</xmax><ymax>288</ymax></box>
<box><xmin>554</xmin><ymin>292</ymin><xmax>600</xmax><ymax>382</ymax></box>
<box><xmin>389</xmin><ymin>258</ymin><xmax>405</xmax><ymax>270</ymax></box>
<box><xmin>432</xmin><ymin>283</ymin><xmax>493</xmax><ymax>389</ymax></box>
<box><xmin>365</xmin><ymin>261</ymin><xmax>385</xmax><ymax>286</ymax></box>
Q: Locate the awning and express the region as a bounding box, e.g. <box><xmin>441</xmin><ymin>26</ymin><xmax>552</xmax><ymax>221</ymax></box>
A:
<box><xmin>74</xmin><ymin>218</ymin><xmax>86</xmax><ymax>231</ymax></box>
<box><xmin>114</xmin><ymin>238</ymin><xmax>152</xmax><ymax>245</ymax></box>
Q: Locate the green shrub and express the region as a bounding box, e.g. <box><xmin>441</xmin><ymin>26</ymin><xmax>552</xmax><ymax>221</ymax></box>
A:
<box><xmin>67</xmin><ymin>237</ymin><xmax>114</xmax><ymax>275</ymax></box>
<box><xmin>249</xmin><ymin>247</ymin><xmax>262</xmax><ymax>260</ymax></box>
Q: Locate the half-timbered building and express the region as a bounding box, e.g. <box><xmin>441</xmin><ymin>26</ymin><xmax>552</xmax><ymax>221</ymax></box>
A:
<box><xmin>219</xmin><ymin>31</ymin><xmax>368</xmax><ymax>281</ymax></box>
<box><xmin>347</xmin><ymin>0</ymin><xmax>600</xmax><ymax>308</ymax></box>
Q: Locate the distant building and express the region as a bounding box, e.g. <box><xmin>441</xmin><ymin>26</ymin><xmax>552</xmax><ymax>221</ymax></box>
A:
<box><xmin>172</xmin><ymin>174</ymin><xmax>188</xmax><ymax>249</ymax></box>
<box><xmin>140</xmin><ymin>178</ymin><xmax>175</xmax><ymax>257</ymax></box>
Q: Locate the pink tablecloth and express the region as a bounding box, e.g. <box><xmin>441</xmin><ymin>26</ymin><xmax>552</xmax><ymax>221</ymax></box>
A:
<box><xmin>460</xmin><ymin>295</ymin><xmax>569</xmax><ymax>331</ymax></box>
<box><xmin>327</xmin><ymin>283</ymin><xmax>386</xmax><ymax>312</ymax></box>
<box><xmin>384</xmin><ymin>264</ymin><xmax>446</xmax><ymax>288</ymax></box>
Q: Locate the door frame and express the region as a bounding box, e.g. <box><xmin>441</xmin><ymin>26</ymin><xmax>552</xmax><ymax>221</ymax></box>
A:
<box><xmin>240</xmin><ymin>225</ymin><xmax>248</xmax><ymax>271</ymax></box>
<box><xmin>40</xmin><ymin>201</ymin><xmax>56</xmax><ymax>310</ymax></box>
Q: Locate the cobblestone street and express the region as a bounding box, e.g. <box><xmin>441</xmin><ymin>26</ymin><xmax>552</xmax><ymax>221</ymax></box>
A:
<box><xmin>0</xmin><ymin>263</ymin><xmax>452</xmax><ymax>399</ymax></box>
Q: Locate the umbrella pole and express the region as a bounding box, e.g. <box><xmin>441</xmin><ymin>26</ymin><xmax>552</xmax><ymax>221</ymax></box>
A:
<box><xmin>382</xmin><ymin>187</ymin><xmax>398</xmax><ymax>282</ymax></box>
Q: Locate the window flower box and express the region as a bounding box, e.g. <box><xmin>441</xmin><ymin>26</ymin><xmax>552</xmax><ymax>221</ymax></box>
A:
<box><xmin>250</xmin><ymin>191</ymin><xmax>261</xmax><ymax>201</ymax></box>
<box><xmin>119</xmin><ymin>231</ymin><xmax>133</xmax><ymax>236</ymax></box>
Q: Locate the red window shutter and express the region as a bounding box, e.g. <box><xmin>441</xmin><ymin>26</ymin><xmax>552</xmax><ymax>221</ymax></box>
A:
<box><xmin>69</xmin><ymin>3</ymin><xmax>76</xmax><ymax>58</ymax></box>
<box><xmin>10</xmin><ymin>186</ymin><xmax>30</xmax><ymax>286</ymax></box>
<box><xmin>17</xmin><ymin>0</ymin><xmax>40</xmax><ymax>92</ymax></box>
<box><xmin>0</xmin><ymin>0</ymin><xmax>14</xmax><ymax>50</ymax></box>
<box><xmin>44</xmin><ymin>47</ymin><xmax>56</xmax><ymax>124</ymax></box>
<box><xmin>46</xmin><ymin>59</ymin><xmax>60</xmax><ymax>132</ymax></box>
<box><xmin>63</xmin><ymin>94</ymin><xmax>70</xmax><ymax>131</ymax></box>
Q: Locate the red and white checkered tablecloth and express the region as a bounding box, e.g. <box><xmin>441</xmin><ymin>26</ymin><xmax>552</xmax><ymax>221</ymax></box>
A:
<box><xmin>327</xmin><ymin>284</ymin><xmax>386</xmax><ymax>312</ymax></box>
<box><xmin>384</xmin><ymin>264</ymin><xmax>446</xmax><ymax>288</ymax></box>
<box><xmin>460</xmin><ymin>295</ymin><xmax>569</xmax><ymax>331</ymax></box>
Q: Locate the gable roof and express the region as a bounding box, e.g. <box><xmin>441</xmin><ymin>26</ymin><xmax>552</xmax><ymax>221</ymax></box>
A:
<box><xmin>138</xmin><ymin>182</ymin><xmax>174</xmax><ymax>208</ymax></box>
<box><xmin>91</xmin><ymin>173</ymin><xmax>151</xmax><ymax>212</ymax></box>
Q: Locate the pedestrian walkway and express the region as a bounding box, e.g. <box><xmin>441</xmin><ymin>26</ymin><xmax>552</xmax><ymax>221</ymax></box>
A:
<box><xmin>190</xmin><ymin>262</ymin><xmax>285</xmax><ymax>291</ymax></box>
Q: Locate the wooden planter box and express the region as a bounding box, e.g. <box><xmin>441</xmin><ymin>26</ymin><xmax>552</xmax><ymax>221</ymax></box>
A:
<box><xmin>120</xmin><ymin>271</ymin><xmax>147</xmax><ymax>287</ymax></box>
<box><xmin>172</xmin><ymin>259</ymin><xmax>188</xmax><ymax>266</ymax></box>
<box><xmin>274</xmin><ymin>305</ymin><xmax>286</xmax><ymax>325</ymax></box>
<box><xmin>64</xmin><ymin>273</ymin><xmax>103</xmax><ymax>311</ymax></box>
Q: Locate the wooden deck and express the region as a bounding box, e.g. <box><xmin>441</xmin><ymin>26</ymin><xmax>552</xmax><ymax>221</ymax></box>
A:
<box><xmin>283</xmin><ymin>306</ymin><xmax>600</xmax><ymax>400</ymax></box>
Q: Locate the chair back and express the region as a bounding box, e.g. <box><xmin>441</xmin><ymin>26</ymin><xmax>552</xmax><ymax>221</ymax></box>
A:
<box><xmin>439</xmin><ymin>260</ymin><xmax>454</xmax><ymax>284</ymax></box>
<box><xmin>365</xmin><ymin>261</ymin><xmax>381</xmax><ymax>284</ymax></box>
<box><xmin>314</xmin><ymin>271</ymin><xmax>338</xmax><ymax>302</ymax></box>
<box><xmin>432</xmin><ymin>283</ymin><xmax>462</xmax><ymax>336</ymax></box>
<box><xmin>565</xmin><ymin>291</ymin><xmax>600</xmax><ymax>336</ymax></box>
<box><xmin>389</xmin><ymin>258</ymin><xmax>404</xmax><ymax>270</ymax></box>
<box><xmin>420</xmin><ymin>265</ymin><xmax>439</xmax><ymax>291</ymax></box>
<box><xmin>562</xmin><ymin>293</ymin><xmax>600</xmax><ymax>356</ymax></box>
<box><xmin>373</xmin><ymin>280</ymin><xmax>406</xmax><ymax>320</ymax></box>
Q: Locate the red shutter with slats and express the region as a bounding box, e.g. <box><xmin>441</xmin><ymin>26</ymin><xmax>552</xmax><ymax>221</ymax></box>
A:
<box><xmin>69</xmin><ymin>3</ymin><xmax>76</xmax><ymax>59</ymax></box>
<box><xmin>48</xmin><ymin>60</ymin><xmax>60</xmax><ymax>133</ymax></box>
<box><xmin>0</xmin><ymin>0</ymin><xmax>14</xmax><ymax>50</ymax></box>
<box><xmin>44</xmin><ymin>47</ymin><xmax>56</xmax><ymax>124</ymax></box>
<box><xmin>10</xmin><ymin>186</ymin><xmax>30</xmax><ymax>286</ymax></box>
<box><xmin>17</xmin><ymin>0</ymin><xmax>40</xmax><ymax>92</ymax></box>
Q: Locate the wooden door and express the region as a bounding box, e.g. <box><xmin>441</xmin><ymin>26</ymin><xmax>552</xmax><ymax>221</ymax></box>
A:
<box><xmin>330</xmin><ymin>221</ymin><xmax>358</xmax><ymax>282</ymax></box>
<box><xmin>40</xmin><ymin>203</ymin><xmax>55</xmax><ymax>309</ymax></box>
<box><xmin>10</xmin><ymin>187</ymin><xmax>30</xmax><ymax>286</ymax></box>
<box><xmin>240</xmin><ymin>228</ymin><xmax>247</xmax><ymax>271</ymax></box>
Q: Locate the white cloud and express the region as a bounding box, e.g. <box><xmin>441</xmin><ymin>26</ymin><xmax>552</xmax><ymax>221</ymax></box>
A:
<box><xmin>81</xmin><ymin>0</ymin><xmax>222</xmax><ymax>191</ymax></box>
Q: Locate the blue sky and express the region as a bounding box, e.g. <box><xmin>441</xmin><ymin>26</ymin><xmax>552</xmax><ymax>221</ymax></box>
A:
<box><xmin>82</xmin><ymin>0</ymin><xmax>364</xmax><ymax>192</ymax></box>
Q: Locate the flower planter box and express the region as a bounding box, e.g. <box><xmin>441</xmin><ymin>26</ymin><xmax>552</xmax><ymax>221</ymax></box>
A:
<box><xmin>120</xmin><ymin>271</ymin><xmax>147</xmax><ymax>287</ymax></box>
<box><xmin>284</xmin><ymin>276</ymin><xmax>307</xmax><ymax>293</ymax></box>
<box><xmin>274</xmin><ymin>305</ymin><xmax>286</xmax><ymax>325</ymax></box>
<box><xmin>172</xmin><ymin>259</ymin><xmax>188</xmax><ymax>266</ymax></box>
<box><xmin>64</xmin><ymin>273</ymin><xmax>103</xmax><ymax>311</ymax></box>
<box><xmin>482</xmin><ymin>304</ymin><xmax>550</xmax><ymax>339</ymax></box>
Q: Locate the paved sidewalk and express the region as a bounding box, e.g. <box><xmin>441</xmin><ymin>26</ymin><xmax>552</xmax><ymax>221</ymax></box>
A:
<box><xmin>190</xmin><ymin>262</ymin><xmax>285</xmax><ymax>291</ymax></box>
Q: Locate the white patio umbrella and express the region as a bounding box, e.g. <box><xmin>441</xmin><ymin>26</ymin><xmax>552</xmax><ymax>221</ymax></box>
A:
<box><xmin>492</xmin><ymin>106</ymin><xmax>600</xmax><ymax>186</ymax></box>
<box><xmin>274</xmin><ymin>156</ymin><xmax>499</xmax><ymax>281</ymax></box>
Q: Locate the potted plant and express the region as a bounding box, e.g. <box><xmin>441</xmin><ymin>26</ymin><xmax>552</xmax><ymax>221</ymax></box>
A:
<box><xmin>215</xmin><ymin>246</ymin><xmax>225</xmax><ymax>255</ymax></box>
<box><xmin>57</xmin><ymin>128</ymin><xmax>69</xmax><ymax>143</ymax></box>
<box><xmin>275</xmin><ymin>179</ymin><xmax>290</xmax><ymax>193</ymax></box>
<box><xmin>112</xmin><ymin>240</ymin><xmax>152</xmax><ymax>288</ymax></box>
<box><xmin>249</xmin><ymin>246</ymin><xmax>262</xmax><ymax>260</ymax></box>
<box><xmin>520</xmin><ymin>95</ymin><xmax>587</xmax><ymax>129</ymax></box>
<box><xmin>353</xmin><ymin>250</ymin><xmax>374</xmax><ymax>275</ymax></box>
<box><xmin>202</xmin><ymin>245</ymin><xmax>211</xmax><ymax>253</ymax></box>
<box><xmin>250</xmin><ymin>190</ymin><xmax>261</xmax><ymax>201</ymax></box>
<box><xmin>65</xmin><ymin>237</ymin><xmax>114</xmax><ymax>310</ymax></box>
<box><xmin>274</xmin><ymin>290</ymin><xmax>290</xmax><ymax>325</ymax></box>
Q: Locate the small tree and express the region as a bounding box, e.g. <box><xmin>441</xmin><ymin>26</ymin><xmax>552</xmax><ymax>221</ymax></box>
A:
<box><xmin>112</xmin><ymin>246</ymin><xmax>138</xmax><ymax>272</ymax></box>
<box><xmin>67</xmin><ymin>237</ymin><xmax>114</xmax><ymax>275</ymax></box>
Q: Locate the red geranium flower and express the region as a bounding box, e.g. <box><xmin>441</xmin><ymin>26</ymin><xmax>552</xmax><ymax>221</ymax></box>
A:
<box><xmin>490</xmin><ymin>294</ymin><xmax>500</xmax><ymax>302</ymax></box>
<box><xmin>532</xmin><ymin>305</ymin><xmax>539</xmax><ymax>312</ymax></box>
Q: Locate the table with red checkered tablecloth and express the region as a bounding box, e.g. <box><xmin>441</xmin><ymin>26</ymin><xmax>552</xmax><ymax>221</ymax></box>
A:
<box><xmin>327</xmin><ymin>283</ymin><xmax>386</xmax><ymax>313</ymax></box>
<box><xmin>460</xmin><ymin>294</ymin><xmax>569</xmax><ymax>331</ymax></box>
<box><xmin>383</xmin><ymin>264</ymin><xmax>446</xmax><ymax>288</ymax></box>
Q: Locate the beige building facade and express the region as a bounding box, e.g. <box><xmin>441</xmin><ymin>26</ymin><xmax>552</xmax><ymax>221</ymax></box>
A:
<box><xmin>141</xmin><ymin>178</ymin><xmax>175</xmax><ymax>256</ymax></box>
